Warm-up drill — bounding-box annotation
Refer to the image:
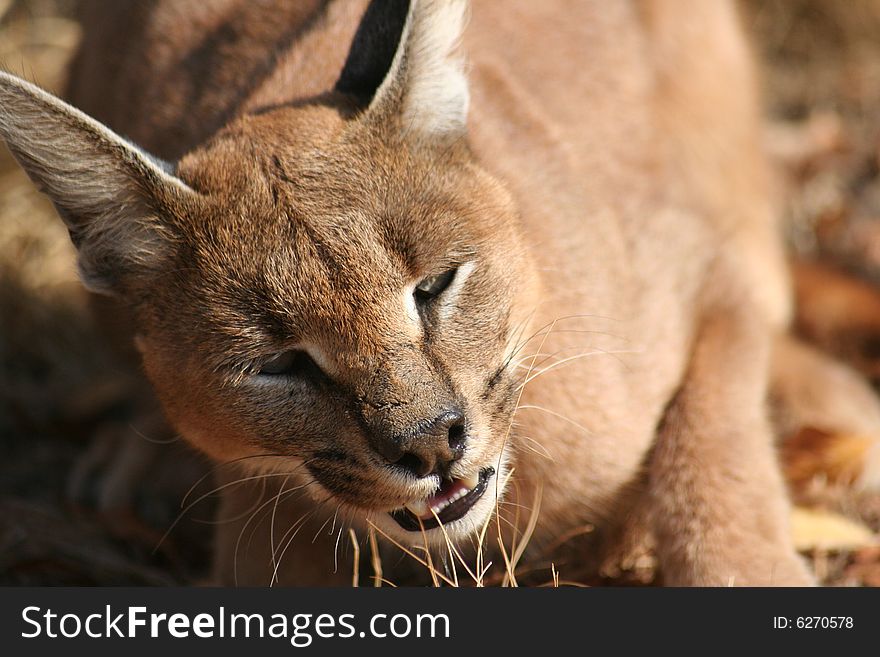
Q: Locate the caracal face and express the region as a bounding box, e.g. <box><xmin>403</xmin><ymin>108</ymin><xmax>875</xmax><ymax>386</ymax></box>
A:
<box><xmin>138</xmin><ymin>103</ymin><xmax>534</xmax><ymax>544</ymax></box>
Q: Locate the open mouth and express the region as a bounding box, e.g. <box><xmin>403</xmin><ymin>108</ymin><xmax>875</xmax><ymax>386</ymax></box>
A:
<box><xmin>390</xmin><ymin>467</ymin><xmax>495</xmax><ymax>531</ymax></box>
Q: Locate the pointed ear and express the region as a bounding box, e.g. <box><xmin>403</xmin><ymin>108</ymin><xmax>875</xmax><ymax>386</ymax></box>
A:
<box><xmin>0</xmin><ymin>71</ymin><xmax>197</xmax><ymax>295</ymax></box>
<box><xmin>335</xmin><ymin>0</ymin><xmax>469</xmax><ymax>141</ymax></box>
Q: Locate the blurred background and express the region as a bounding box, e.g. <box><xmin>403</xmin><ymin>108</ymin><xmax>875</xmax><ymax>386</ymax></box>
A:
<box><xmin>1</xmin><ymin>0</ymin><xmax>880</xmax><ymax>585</ymax></box>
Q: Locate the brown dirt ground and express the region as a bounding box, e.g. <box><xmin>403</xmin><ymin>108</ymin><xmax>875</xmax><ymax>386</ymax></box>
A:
<box><xmin>1</xmin><ymin>0</ymin><xmax>879</xmax><ymax>586</ymax></box>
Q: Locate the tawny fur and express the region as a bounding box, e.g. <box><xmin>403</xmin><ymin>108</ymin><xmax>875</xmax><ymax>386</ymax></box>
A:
<box><xmin>6</xmin><ymin>0</ymin><xmax>877</xmax><ymax>586</ymax></box>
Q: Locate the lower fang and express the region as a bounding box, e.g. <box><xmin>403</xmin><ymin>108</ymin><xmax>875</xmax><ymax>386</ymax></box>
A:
<box><xmin>405</xmin><ymin>500</ymin><xmax>429</xmax><ymax>518</ymax></box>
<box><xmin>462</xmin><ymin>472</ymin><xmax>480</xmax><ymax>489</ymax></box>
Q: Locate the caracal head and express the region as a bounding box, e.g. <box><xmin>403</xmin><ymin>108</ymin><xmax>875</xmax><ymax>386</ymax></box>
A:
<box><xmin>0</xmin><ymin>0</ymin><xmax>537</xmax><ymax>543</ymax></box>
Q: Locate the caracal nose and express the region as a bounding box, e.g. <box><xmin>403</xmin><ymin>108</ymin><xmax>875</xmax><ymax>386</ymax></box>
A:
<box><xmin>373</xmin><ymin>409</ymin><xmax>467</xmax><ymax>478</ymax></box>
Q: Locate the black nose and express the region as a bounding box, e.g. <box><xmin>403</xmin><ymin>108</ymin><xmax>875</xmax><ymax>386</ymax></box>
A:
<box><xmin>373</xmin><ymin>409</ymin><xmax>467</xmax><ymax>478</ymax></box>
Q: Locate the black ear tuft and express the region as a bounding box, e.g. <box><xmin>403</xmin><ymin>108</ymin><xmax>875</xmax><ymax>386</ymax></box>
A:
<box><xmin>335</xmin><ymin>0</ymin><xmax>411</xmax><ymax>104</ymax></box>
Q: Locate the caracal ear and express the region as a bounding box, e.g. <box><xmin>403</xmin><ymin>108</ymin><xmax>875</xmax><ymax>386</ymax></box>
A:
<box><xmin>335</xmin><ymin>0</ymin><xmax>469</xmax><ymax>142</ymax></box>
<box><xmin>0</xmin><ymin>71</ymin><xmax>197</xmax><ymax>296</ymax></box>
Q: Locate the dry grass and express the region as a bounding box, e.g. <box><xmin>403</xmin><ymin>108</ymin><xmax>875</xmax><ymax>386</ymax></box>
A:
<box><xmin>0</xmin><ymin>0</ymin><xmax>879</xmax><ymax>586</ymax></box>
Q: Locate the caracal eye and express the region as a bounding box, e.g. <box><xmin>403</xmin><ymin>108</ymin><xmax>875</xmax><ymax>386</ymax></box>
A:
<box><xmin>259</xmin><ymin>349</ymin><xmax>319</xmax><ymax>377</ymax></box>
<box><xmin>259</xmin><ymin>350</ymin><xmax>299</xmax><ymax>375</ymax></box>
<box><xmin>414</xmin><ymin>268</ymin><xmax>457</xmax><ymax>303</ymax></box>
